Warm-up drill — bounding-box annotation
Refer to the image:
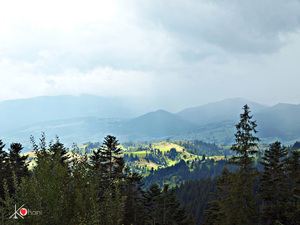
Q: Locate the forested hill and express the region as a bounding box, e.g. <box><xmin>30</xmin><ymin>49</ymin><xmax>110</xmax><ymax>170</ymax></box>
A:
<box><xmin>143</xmin><ymin>159</ymin><xmax>227</xmax><ymax>189</ymax></box>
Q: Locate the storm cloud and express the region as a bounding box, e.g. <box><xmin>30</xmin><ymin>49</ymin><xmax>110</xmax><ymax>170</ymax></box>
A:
<box><xmin>0</xmin><ymin>0</ymin><xmax>299</xmax><ymax>111</ymax></box>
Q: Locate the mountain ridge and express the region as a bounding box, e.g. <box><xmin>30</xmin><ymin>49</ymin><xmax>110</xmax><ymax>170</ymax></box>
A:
<box><xmin>1</xmin><ymin>96</ymin><xmax>300</xmax><ymax>149</ymax></box>
<box><xmin>176</xmin><ymin>98</ymin><xmax>268</xmax><ymax>125</ymax></box>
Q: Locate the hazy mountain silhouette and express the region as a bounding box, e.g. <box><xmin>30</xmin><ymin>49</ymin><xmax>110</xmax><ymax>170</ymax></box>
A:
<box><xmin>2</xmin><ymin>96</ymin><xmax>300</xmax><ymax>149</ymax></box>
<box><xmin>5</xmin><ymin>110</ymin><xmax>197</xmax><ymax>147</ymax></box>
<box><xmin>255</xmin><ymin>103</ymin><xmax>300</xmax><ymax>142</ymax></box>
<box><xmin>123</xmin><ymin>110</ymin><xmax>198</xmax><ymax>138</ymax></box>
<box><xmin>176</xmin><ymin>98</ymin><xmax>268</xmax><ymax>125</ymax></box>
<box><xmin>0</xmin><ymin>94</ymin><xmax>149</xmax><ymax>133</ymax></box>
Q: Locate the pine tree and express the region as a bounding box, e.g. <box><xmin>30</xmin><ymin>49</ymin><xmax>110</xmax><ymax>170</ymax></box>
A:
<box><xmin>259</xmin><ymin>141</ymin><xmax>289</xmax><ymax>224</ymax></box>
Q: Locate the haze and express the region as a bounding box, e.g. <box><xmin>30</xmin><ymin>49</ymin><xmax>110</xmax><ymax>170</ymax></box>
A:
<box><xmin>1</xmin><ymin>0</ymin><xmax>300</xmax><ymax>112</ymax></box>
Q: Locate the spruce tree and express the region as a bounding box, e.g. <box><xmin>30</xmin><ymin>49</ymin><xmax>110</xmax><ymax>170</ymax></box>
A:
<box><xmin>259</xmin><ymin>141</ymin><xmax>289</xmax><ymax>224</ymax></box>
<box><xmin>8</xmin><ymin>143</ymin><xmax>30</xmax><ymax>180</ymax></box>
<box><xmin>6</xmin><ymin>143</ymin><xmax>30</xmax><ymax>196</ymax></box>
<box><xmin>90</xmin><ymin>148</ymin><xmax>102</xmax><ymax>171</ymax></box>
<box><xmin>226</xmin><ymin>104</ymin><xmax>260</xmax><ymax>224</ymax></box>
<box><xmin>49</xmin><ymin>136</ymin><xmax>70</xmax><ymax>167</ymax></box>
<box><xmin>98</xmin><ymin>135</ymin><xmax>125</xmax><ymax>180</ymax></box>
<box><xmin>285</xmin><ymin>150</ymin><xmax>300</xmax><ymax>224</ymax></box>
<box><xmin>123</xmin><ymin>172</ymin><xmax>146</xmax><ymax>225</ymax></box>
<box><xmin>204</xmin><ymin>167</ymin><xmax>233</xmax><ymax>225</ymax></box>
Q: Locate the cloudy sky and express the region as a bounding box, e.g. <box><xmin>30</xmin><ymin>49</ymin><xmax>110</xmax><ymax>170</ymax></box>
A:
<box><xmin>0</xmin><ymin>0</ymin><xmax>300</xmax><ymax>112</ymax></box>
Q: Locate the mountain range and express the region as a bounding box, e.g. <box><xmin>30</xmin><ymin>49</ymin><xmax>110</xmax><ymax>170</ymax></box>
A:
<box><xmin>1</xmin><ymin>95</ymin><xmax>299</xmax><ymax>151</ymax></box>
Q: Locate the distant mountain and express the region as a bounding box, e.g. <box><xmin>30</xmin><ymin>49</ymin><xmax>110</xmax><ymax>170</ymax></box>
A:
<box><xmin>0</xmin><ymin>94</ymin><xmax>148</xmax><ymax>133</ymax></box>
<box><xmin>5</xmin><ymin>110</ymin><xmax>198</xmax><ymax>148</ymax></box>
<box><xmin>177</xmin><ymin>98</ymin><xmax>268</xmax><ymax>125</ymax></box>
<box><xmin>123</xmin><ymin>110</ymin><xmax>198</xmax><ymax>138</ymax></box>
<box><xmin>173</xmin><ymin>120</ymin><xmax>236</xmax><ymax>145</ymax></box>
<box><xmin>4</xmin><ymin>117</ymin><xmax>128</xmax><ymax>148</ymax></box>
<box><xmin>2</xmin><ymin>97</ymin><xmax>300</xmax><ymax>150</ymax></box>
<box><xmin>174</xmin><ymin>102</ymin><xmax>300</xmax><ymax>145</ymax></box>
<box><xmin>255</xmin><ymin>103</ymin><xmax>300</xmax><ymax>142</ymax></box>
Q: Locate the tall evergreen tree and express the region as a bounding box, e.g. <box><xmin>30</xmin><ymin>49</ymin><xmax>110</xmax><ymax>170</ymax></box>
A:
<box><xmin>259</xmin><ymin>141</ymin><xmax>289</xmax><ymax>224</ymax></box>
<box><xmin>225</xmin><ymin>104</ymin><xmax>260</xmax><ymax>224</ymax></box>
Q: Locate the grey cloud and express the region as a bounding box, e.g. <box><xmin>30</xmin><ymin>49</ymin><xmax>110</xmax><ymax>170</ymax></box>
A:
<box><xmin>132</xmin><ymin>0</ymin><xmax>300</xmax><ymax>54</ymax></box>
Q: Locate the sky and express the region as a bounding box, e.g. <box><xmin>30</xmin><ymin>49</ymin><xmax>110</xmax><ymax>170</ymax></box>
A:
<box><xmin>0</xmin><ymin>0</ymin><xmax>300</xmax><ymax>112</ymax></box>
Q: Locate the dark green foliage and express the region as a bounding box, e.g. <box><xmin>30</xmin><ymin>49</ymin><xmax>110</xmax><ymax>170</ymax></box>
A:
<box><xmin>259</xmin><ymin>141</ymin><xmax>289</xmax><ymax>224</ymax></box>
<box><xmin>143</xmin><ymin>159</ymin><xmax>226</xmax><ymax>189</ymax></box>
<box><xmin>8</xmin><ymin>143</ymin><xmax>29</xmax><ymax>179</ymax></box>
<box><xmin>168</xmin><ymin>147</ymin><xmax>178</xmax><ymax>160</ymax></box>
<box><xmin>7</xmin><ymin>143</ymin><xmax>30</xmax><ymax>196</ymax></box>
<box><xmin>90</xmin><ymin>147</ymin><xmax>102</xmax><ymax>171</ymax></box>
<box><xmin>144</xmin><ymin>183</ymin><xmax>193</xmax><ymax>225</ymax></box>
<box><xmin>144</xmin><ymin>151</ymin><xmax>167</xmax><ymax>166</ymax></box>
<box><xmin>123</xmin><ymin>172</ymin><xmax>146</xmax><ymax>225</ymax></box>
<box><xmin>285</xmin><ymin>150</ymin><xmax>300</xmax><ymax>224</ymax></box>
<box><xmin>174</xmin><ymin>178</ymin><xmax>217</xmax><ymax>225</ymax></box>
<box><xmin>177</xmin><ymin>140</ymin><xmax>223</xmax><ymax>157</ymax></box>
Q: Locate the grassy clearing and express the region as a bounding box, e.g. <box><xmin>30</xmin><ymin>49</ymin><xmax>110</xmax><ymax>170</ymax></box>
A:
<box><xmin>208</xmin><ymin>155</ymin><xmax>225</xmax><ymax>161</ymax></box>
